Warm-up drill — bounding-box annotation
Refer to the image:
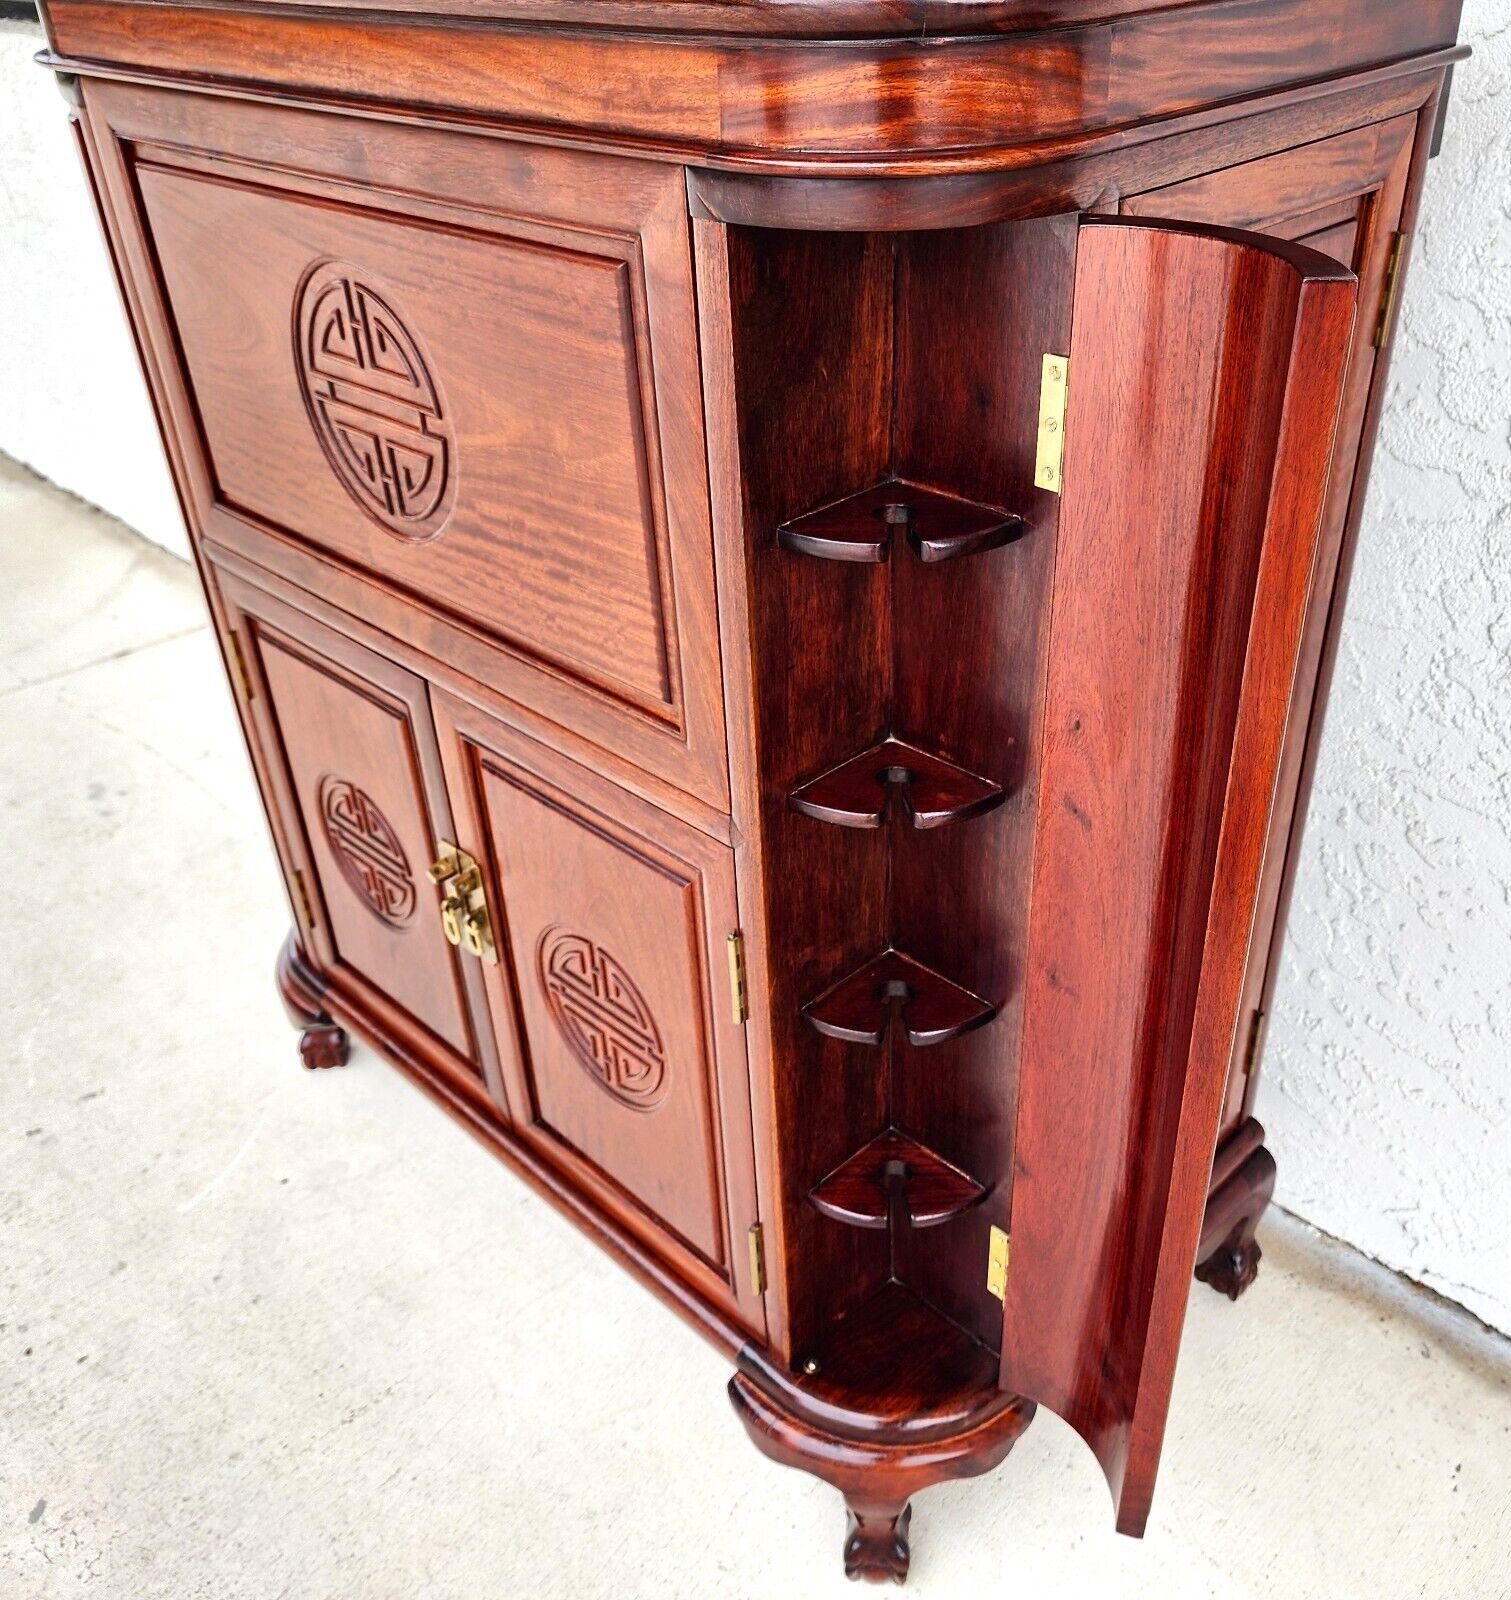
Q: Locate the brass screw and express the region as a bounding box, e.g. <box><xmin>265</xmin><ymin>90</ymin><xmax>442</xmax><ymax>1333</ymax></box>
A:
<box><xmin>802</xmin><ymin>1357</ymin><xmax>820</xmax><ymax>1376</ymax></box>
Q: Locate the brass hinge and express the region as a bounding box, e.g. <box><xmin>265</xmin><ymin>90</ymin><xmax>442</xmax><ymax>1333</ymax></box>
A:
<box><xmin>726</xmin><ymin>931</ymin><xmax>748</xmax><ymax>1025</ymax></box>
<box><xmin>227</xmin><ymin>629</ymin><xmax>254</xmax><ymax>700</ymax></box>
<box><xmin>987</xmin><ymin>1225</ymin><xmax>1011</xmax><ymax>1301</ymax></box>
<box><xmin>1374</xmin><ymin>232</ymin><xmax>1409</xmax><ymax>348</ymax></box>
<box><xmin>1034</xmin><ymin>353</ymin><xmax>1070</xmax><ymax>495</ymax></box>
<box><xmin>428</xmin><ymin>841</ymin><xmax>498</xmax><ymax>964</ymax></box>
<box><xmin>747</xmin><ymin>1222</ymin><xmax>767</xmax><ymax>1295</ymax></box>
<box><xmin>291</xmin><ymin>868</ymin><xmax>315</xmax><ymax>933</ymax></box>
<box><xmin>1242</xmin><ymin>1008</ymin><xmax>1268</xmax><ymax>1078</ymax></box>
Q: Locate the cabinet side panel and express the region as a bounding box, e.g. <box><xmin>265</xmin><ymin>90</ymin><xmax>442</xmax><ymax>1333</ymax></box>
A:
<box><xmin>1125</xmin><ymin>113</ymin><xmax>1419</xmax><ymax>1144</ymax></box>
<box><xmin>718</xmin><ymin>228</ymin><xmax>896</xmax><ymax>1357</ymax></box>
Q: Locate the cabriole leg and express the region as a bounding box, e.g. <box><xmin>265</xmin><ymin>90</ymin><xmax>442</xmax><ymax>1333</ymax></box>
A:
<box><xmin>1195</xmin><ymin>1143</ymin><xmax>1277</xmax><ymax>1301</ymax></box>
<box><xmin>843</xmin><ymin>1492</ymin><xmax>913</xmax><ymax>1584</ymax></box>
<box><xmin>275</xmin><ymin>931</ymin><xmax>349</xmax><ymax>1070</ymax></box>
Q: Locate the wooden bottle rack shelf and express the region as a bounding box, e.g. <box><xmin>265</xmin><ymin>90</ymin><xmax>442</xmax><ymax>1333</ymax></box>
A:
<box><xmin>789</xmin><ymin>738</ymin><xmax>1005</xmax><ymax>830</ymax></box>
<box><xmin>802</xmin><ymin>948</ymin><xmax>997</xmax><ymax>1048</ymax></box>
<box><xmin>810</xmin><ymin>1128</ymin><xmax>987</xmax><ymax>1230</ymax></box>
<box><xmin>777</xmin><ymin>478</ymin><xmax>1025</xmax><ymax>565</ymax></box>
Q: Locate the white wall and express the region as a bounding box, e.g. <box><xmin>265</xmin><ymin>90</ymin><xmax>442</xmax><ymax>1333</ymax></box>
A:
<box><xmin>1261</xmin><ymin>2</ymin><xmax>1511</xmax><ymax>1335</ymax></box>
<box><xmin>2</xmin><ymin>10</ymin><xmax>1508</xmax><ymax>1331</ymax></box>
<box><xmin>0</xmin><ymin>17</ymin><xmax>186</xmax><ymax>557</ymax></box>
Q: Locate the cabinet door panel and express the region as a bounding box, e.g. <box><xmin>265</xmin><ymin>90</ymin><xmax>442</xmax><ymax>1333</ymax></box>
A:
<box><xmin>85</xmin><ymin>79</ymin><xmax>728</xmax><ymax>812</ymax></box>
<box><xmin>999</xmin><ymin>219</ymin><xmax>1356</xmax><ymax>1535</ymax></box>
<box><xmin>218</xmin><ymin>571</ymin><xmax>492</xmax><ymax>1093</ymax></box>
<box><xmin>1125</xmin><ymin>115</ymin><xmax>1416</xmax><ymax>1135</ymax></box>
<box><xmin>433</xmin><ymin>695</ymin><xmax>766</xmax><ymax>1336</ymax></box>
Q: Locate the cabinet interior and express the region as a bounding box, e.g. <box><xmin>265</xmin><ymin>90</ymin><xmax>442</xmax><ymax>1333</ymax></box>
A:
<box><xmin>721</xmin><ymin>216</ymin><xmax>1077</xmax><ymax>1363</ymax></box>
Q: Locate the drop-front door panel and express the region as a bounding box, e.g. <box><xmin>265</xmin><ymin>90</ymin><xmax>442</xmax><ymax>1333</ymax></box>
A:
<box><xmin>217</xmin><ymin>570</ymin><xmax>495</xmax><ymax>1099</ymax></box>
<box><xmin>84</xmin><ymin>78</ymin><xmax>728</xmax><ymax>811</ymax></box>
<box><xmin>432</xmin><ymin>693</ymin><xmax>767</xmax><ymax>1338</ymax></box>
<box><xmin>1124</xmin><ymin>114</ymin><xmax>1418</xmax><ymax>1137</ymax></box>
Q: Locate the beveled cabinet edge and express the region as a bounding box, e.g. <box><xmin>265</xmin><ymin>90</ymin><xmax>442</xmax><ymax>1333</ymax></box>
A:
<box><xmin>39</xmin><ymin>0</ymin><xmax>1466</xmax><ymax>180</ymax></box>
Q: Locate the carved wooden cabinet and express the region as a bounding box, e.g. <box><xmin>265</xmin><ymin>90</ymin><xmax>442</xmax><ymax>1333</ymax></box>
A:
<box><xmin>41</xmin><ymin>0</ymin><xmax>1465</xmax><ymax>1579</ymax></box>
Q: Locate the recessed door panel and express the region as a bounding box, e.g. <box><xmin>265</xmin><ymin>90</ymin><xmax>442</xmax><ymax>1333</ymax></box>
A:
<box><xmin>218</xmin><ymin>570</ymin><xmax>490</xmax><ymax>1090</ymax></box>
<box><xmin>432</xmin><ymin>693</ymin><xmax>766</xmax><ymax>1335</ymax></box>
<box><xmin>84</xmin><ymin>79</ymin><xmax>729</xmax><ymax>810</ymax></box>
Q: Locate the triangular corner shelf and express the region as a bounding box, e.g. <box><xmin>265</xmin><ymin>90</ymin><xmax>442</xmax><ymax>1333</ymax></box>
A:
<box><xmin>802</xmin><ymin>948</ymin><xmax>997</xmax><ymax>1048</ymax></box>
<box><xmin>810</xmin><ymin>1128</ymin><xmax>988</xmax><ymax>1230</ymax></box>
<box><xmin>789</xmin><ymin>737</ymin><xmax>1005</xmax><ymax>830</ymax></box>
<box><xmin>777</xmin><ymin>478</ymin><xmax>1025</xmax><ymax>565</ymax></box>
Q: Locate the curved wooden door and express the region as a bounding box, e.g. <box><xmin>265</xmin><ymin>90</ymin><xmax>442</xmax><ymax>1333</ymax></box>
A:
<box><xmin>998</xmin><ymin>217</ymin><xmax>1356</xmax><ymax>1535</ymax></box>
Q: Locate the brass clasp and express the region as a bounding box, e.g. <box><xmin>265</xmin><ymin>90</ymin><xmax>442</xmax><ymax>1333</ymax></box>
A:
<box><xmin>429</xmin><ymin>841</ymin><xmax>498</xmax><ymax>964</ymax></box>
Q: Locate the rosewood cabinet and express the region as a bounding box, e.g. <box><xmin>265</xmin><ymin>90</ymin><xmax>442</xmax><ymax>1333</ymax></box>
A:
<box><xmin>40</xmin><ymin>0</ymin><xmax>1466</xmax><ymax>1580</ymax></box>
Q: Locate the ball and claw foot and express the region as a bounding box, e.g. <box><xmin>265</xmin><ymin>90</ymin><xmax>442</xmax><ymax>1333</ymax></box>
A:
<box><xmin>298</xmin><ymin>1020</ymin><xmax>349</xmax><ymax>1070</ymax></box>
<box><xmin>1195</xmin><ymin>1233</ymin><xmax>1262</xmax><ymax>1301</ymax></box>
<box><xmin>844</xmin><ymin>1499</ymin><xmax>912</xmax><ymax>1584</ymax></box>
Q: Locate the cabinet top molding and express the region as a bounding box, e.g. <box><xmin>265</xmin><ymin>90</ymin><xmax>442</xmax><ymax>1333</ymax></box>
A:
<box><xmin>29</xmin><ymin>0</ymin><xmax>1468</xmax><ymax>40</ymax></box>
<box><xmin>40</xmin><ymin>0</ymin><xmax>1466</xmax><ymax>185</ymax></box>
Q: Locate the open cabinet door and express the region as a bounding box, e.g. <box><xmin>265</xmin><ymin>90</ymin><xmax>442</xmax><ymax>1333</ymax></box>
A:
<box><xmin>998</xmin><ymin>217</ymin><xmax>1356</xmax><ymax>1536</ymax></box>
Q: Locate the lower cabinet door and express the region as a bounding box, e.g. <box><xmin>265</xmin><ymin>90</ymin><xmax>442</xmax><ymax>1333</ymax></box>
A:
<box><xmin>433</xmin><ymin>690</ymin><xmax>767</xmax><ymax>1337</ymax></box>
<box><xmin>216</xmin><ymin>569</ymin><xmax>497</xmax><ymax>1100</ymax></box>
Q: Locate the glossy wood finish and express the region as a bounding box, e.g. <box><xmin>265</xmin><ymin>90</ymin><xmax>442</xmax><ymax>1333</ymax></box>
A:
<box><xmin>789</xmin><ymin>739</ymin><xmax>1005</xmax><ymax>831</ymax></box>
<box><xmin>1123</xmin><ymin>111</ymin><xmax>1419</xmax><ymax>1160</ymax></box>
<box><xmin>276</xmin><ymin>933</ymin><xmax>351</xmax><ymax>1069</ymax></box>
<box><xmin>44</xmin><ymin>0</ymin><xmax>1463</xmax><ymax>178</ymax></box>
<box><xmin>779</xmin><ymin>480</ymin><xmax>1024</xmax><ymax>566</ymax></box>
<box><xmin>732</xmin><ymin>1281</ymin><xmax>1034</xmax><ymax>1581</ymax></box>
<box><xmin>999</xmin><ymin>218</ymin><xmax>1356</xmax><ymax>1535</ymax></box>
<box><xmin>220</xmin><ymin>570</ymin><xmax>496</xmax><ymax>1092</ymax></box>
<box><xmin>810</xmin><ymin>1130</ymin><xmax>987</xmax><ymax>1231</ymax></box>
<box><xmin>803</xmin><ymin>950</ymin><xmax>998</xmax><ymax>1050</ymax></box>
<box><xmin>1195</xmin><ymin>1116</ymin><xmax>1276</xmax><ymax>1299</ymax></box>
<box><xmin>83</xmin><ymin>80</ymin><xmax>731</xmax><ymax>811</ymax></box>
<box><xmin>42</xmin><ymin>0</ymin><xmax>1466</xmax><ymax>1579</ymax></box>
<box><xmin>432</xmin><ymin>691</ymin><xmax>768</xmax><ymax>1336</ymax></box>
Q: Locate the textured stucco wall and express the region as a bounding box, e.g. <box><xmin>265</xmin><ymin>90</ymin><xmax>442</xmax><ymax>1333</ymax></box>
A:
<box><xmin>1260</xmin><ymin>3</ymin><xmax>1511</xmax><ymax>1334</ymax></box>
<box><xmin>0</xmin><ymin>18</ymin><xmax>186</xmax><ymax>557</ymax></box>
<box><xmin>2</xmin><ymin>10</ymin><xmax>1508</xmax><ymax>1331</ymax></box>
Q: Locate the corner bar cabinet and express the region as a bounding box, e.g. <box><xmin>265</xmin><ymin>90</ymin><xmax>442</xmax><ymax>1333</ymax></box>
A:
<box><xmin>39</xmin><ymin>0</ymin><xmax>1466</xmax><ymax>1579</ymax></box>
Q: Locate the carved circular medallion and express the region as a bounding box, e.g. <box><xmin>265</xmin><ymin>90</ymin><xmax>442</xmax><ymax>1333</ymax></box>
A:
<box><xmin>539</xmin><ymin>929</ymin><xmax>668</xmax><ymax>1110</ymax></box>
<box><xmin>318</xmin><ymin>776</ymin><xmax>416</xmax><ymax>927</ymax></box>
<box><xmin>294</xmin><ymin>261</ymin><xmax>454</xmax><ymax>540</ymax></box>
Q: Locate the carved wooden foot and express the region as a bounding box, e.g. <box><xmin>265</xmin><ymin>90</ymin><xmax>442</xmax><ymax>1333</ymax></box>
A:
<box><xmin>844</xmin><ymin>1495</ymin><xmax>912</xmax><ymax>1584</ymax></box>
<box><xmin>1196</xmin><ymin>1126</ymin><xmax>1275</xmax><ymax>1301</ymax></box>
<box><xmin>1195</xmin><ymin>1229</ymin><xmax>1262</xmax><ymax>1300</ymax></box>
<box><xmin>275</xmin><ymin>931</ymin><xmax>349</xmax><ymax>1071</ymax></box>
<box><xmin>297</xmin><ymin>1021</ymin><xmax>350</xmax><ymax>1070</ymax></box>
<box><xmin>729</xmin><ymin>1315</ymin><xmax>1034</xmax><ymax>1586</ymax></box>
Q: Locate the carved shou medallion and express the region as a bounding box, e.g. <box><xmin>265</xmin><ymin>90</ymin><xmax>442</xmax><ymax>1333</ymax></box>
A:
<box><xmin>540</xmin><ymin>930</ymin><xmax>668</xmax><ymax>1110</ymax></box>
<box><xmin>294</xmin><ymin>261</ymin><xmax>454</xmax><ymax>539</ymax></box>
<box><xmin>318</xmin><ymin>775</ymin><xmax>417</xmax><ymax>926</ymax></box>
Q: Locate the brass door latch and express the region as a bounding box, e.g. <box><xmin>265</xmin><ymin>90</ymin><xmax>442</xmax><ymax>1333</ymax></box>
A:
<box><xmin>428</xmin><ymin>841</ymin><xmax>498</xmax><ymax>964</ymax></box>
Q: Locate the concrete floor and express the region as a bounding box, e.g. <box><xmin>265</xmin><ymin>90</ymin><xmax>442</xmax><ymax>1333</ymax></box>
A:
<box><xmin>2</xmin><ymin>452</ymin><xmax>1509</xmax><ymax>1600</ymax></box>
